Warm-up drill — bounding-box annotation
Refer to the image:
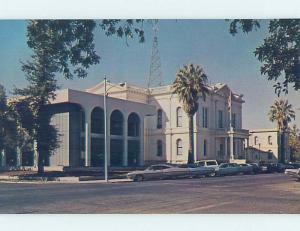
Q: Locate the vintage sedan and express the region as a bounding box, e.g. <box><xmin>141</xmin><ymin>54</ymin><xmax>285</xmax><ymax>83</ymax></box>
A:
<box><xmin>216</xmin><ymin>163</ymin><xmax>241</xmax><ymax>176</ymax></box>
<box><xmin>127</xmin><ymin>164</ymin><xmax>190</xmax><ymax>181</ymax></box>
<box><xmin>284</xmin><ymin>168</ymin><xmax>300</xmax><ymax>181</ymax></box>
<box><xmin>188</xmin><ymin>165</ymin><xmax>216</xmax><ymax>177</ymax></box>
<box><xmin>239</xmin><ymin>164</ymin><xmax>254</xmax><ymax>175</ymax></box>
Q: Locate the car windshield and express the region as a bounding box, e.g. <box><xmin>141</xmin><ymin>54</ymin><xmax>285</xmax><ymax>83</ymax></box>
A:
<box><xmin>196</xmin><ymin>162</ymin><xmax>205</xmax><ymax>167</ymax></box>
<box><xmin>207</xmin><ymin>161</ymin><xmax>217</xmax><ymax>166</ymax></box>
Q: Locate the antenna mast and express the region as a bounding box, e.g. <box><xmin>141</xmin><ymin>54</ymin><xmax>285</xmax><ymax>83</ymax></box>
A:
<box><xmin>147</xmin><ymin>19</ymin><xmax>163</xmax><ymax>90</ymax></box>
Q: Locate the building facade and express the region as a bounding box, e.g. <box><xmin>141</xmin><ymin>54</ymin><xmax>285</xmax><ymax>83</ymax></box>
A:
<box><xmin>247</xmin><ymin>129</ymin><xmax>290</xmax><ymax>163</ymax></box>
<box><xmin>1</xmin><ymin>81</ymin><xmax>250</xmax><ymax>168</ymax></box>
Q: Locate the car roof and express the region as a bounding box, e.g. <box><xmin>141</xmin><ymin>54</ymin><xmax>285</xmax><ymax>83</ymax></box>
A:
<box><xmin>150</xmin><ymin>164</ymin><xmax>173</xmax><ymax>167</ymax></box>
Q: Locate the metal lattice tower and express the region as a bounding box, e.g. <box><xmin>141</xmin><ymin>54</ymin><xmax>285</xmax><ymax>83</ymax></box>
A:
<box><xmin>147</xmin><ymin>19</ymin><xmax>163</xmax><ymax>89</ymax></box>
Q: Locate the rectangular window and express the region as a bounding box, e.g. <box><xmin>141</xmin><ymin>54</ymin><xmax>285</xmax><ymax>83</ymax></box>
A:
<box><xmin>203</xmin><ymin>140</ymin><xmax>207</xmax><ymax>156</ymax></box>
<box><xmin>218</xmin><ymin>110</ymin><xmax>223</xmax><ymax>128</ymax></box>
<box><xmin>268</xmin><ymin>152</ymin><xmax>273</xmax><ymax>160</ymax></box>
<box><xmin>177</xmin><ymin>107</ymin><xmax>183</xmax><ymax>127</ymax></box>
<box><xmin>202</xmin><ymin>107</ymin><xmax>208</xmax><ymax>128</ymax></box>
<box><xmin>157</xmin><ymin>140</ymin><xmax>163</xmax><ymax>157</ymax></box>
<box><xmin>232</xmin><ymin>113</ymin><xmax>236</xmax><ymax>128</ymax></box>
<box><xmin>219</xmin><ymin>143</ymin><xmax>224</xmax><ymax>156</ymax></box>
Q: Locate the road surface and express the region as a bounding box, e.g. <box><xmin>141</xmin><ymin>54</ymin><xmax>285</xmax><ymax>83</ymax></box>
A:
<box><xmin>0</xmin><ymin>173</ymin><xmax>299</xmax><ymax>213</ymax></box>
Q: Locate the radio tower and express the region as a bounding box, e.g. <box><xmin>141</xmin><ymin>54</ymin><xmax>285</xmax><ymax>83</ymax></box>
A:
<box><xmin>147</xmin><ymin>19</ymin><xmax>163</xmax><ymax>89</ymax></box>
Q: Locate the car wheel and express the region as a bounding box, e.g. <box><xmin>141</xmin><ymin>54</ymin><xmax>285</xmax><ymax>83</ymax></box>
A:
<box><xmin>209</xmin><ymin>172</ymin><xmax>216</xmax><ymax>177</ymax></box>
<box><xmin>134</xmin><ymin>175</ymin><xmax>144</xmax><ymax>182</ymax></box>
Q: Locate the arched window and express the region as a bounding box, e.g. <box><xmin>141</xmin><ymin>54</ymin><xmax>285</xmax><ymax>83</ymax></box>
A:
<box><xmin>176</xmin><ymin>139</ymin><xmax>183</xmax><ymax>155</ymax></box>
<box><xmin>268</xmin><ymin>136</ymin><xmax>272</xmax><ymax>145</ymax></box>
<box><xmin>157</xmin><ymin>109</ymin><xmax>162</xmax><ymax>129</ymax></box>
<box><xmin>128</xmin><ymin>113</ymin><xmax>140</xmax><ymax>137</ymax></box>
<box><xmin>254</xmin><ymin>136</ymin><xmax>258</xmax><ymax>145</ymax></box>
<box><xmin>91</xmin><ymin>107</ymin><xmax>104</xmax><ymax>134</ymax></box>
<box><xmin>176</xmin><ymin>107</ymin><xmax>183</xmax><ymax>127</ymax></box>
<box><xmin>157</xmin><ymin>140</ymin><xmax>163</xmax><ymax>156</ymax></box>
<box><xmin>110</xmin><ymin>110</ymin><xmax>124</xmax><ymax>135</ymax></box>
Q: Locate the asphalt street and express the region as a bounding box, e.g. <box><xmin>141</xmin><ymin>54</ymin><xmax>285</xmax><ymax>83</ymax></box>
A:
<box><xmin>0</xmin><ymin>173</ymin><xmax>299</xmax><ymax>213</ymax></box>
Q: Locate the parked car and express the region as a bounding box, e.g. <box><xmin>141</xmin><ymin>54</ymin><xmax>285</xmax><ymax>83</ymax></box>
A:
<box><xmin>195</xmin><ymin>160</ymin><xmax>219</xmax><ymax>170</ymax></box>
<box><xmin>187</xmin><ymin>165</ymin><xmax>216</xmax><ymax>177</ymax></box>
<box><xmin>239</xmin><ymin>164</ymin><xmax>254</xmax><ymax>175</ymax></box>
<box><xmin>216</xmin><ymin>163</ymin><xmax>241</xmax><ymax>176</ymax></box>
<box><xmin>285</xmin><ymin>168</ymin><xmax>300</xmax><ymax>181</ymax></box>
<box><xmin>274</xmin><ymin>163</ymin><xmax>295</xmax><ymax>173</ymax></box>
<box><xmin>127</xmin><ymin>164</ymin><xmax>190</xmax><ymax>181</ymax></box>
<box><xmin>248</xmin><ymin>163</ymin><xmax>261</xmax><ymax>174</ymax></box>
<box><xmin>290</xmin><ymin>163</ymin><xmax>300</xmax><ymax>169</ymax></box>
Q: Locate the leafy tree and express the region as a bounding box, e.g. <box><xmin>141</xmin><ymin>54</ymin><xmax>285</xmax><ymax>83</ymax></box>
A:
<box><xmin>13</xmin><ymin>20</ymin><xmax>100</xmax><ymax>173</ymax></box>
<box><xmin>100</xmin><ymin>19</ymin><xmax>145</xmax><ymax>44</ymax></box>
<box><xmin>289</xmin><ymin>124</ymin><xmax>300</xmax><ymax>162</ymax></box>
<box><xmin>0</xmin><ymin>84</ymin><xmax>8</xmax><ymax>154</ymax></box>
<box><xmin>228</xmin><ymin>19</ymin><xmax>300</xmax><ymax>95</ymax></box>
<box><xmin>268</xmin><ymin>99</ymin><xmax>295</xmax><ymax>162</ymax></box>
<box><xmin>0</xmin><ymin>85</ymin><xmax>19</xmax><ymax>166</ymax></box>
<box><xmin>172</xmin><ymin>64</ymin><xmax>209</xmax><ymax>164</ymax></box>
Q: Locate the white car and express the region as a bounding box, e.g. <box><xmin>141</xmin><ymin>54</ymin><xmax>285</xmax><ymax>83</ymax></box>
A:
<box><xmin>285</xmin><ymin>168</ymin><xmax>300</xmax><ymax>180</ymax></box>
<box><xmin>195</xmin><ymin>160</ymin><xmax>219</xmax><ymax>170</ymax></box>
<box><xmin>127</xmin><ymin>164</ymin><xmax>190</xmax><ymax>181</ymax></box>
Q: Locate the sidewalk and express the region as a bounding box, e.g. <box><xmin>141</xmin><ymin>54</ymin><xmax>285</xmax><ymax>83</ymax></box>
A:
<box><xmin>0</xmin><ymin>170</ymin><xmax>132</xmax><ymax>184</ymax></box>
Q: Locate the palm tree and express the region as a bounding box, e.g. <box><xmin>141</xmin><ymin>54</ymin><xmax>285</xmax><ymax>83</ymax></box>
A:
<box><xmin>172</xmin><ymin>64</ymin><xmax>209</xmax><ymax>164</ymax></box>
<box><xmin>268</xmin><ymin>99</ymin><xmax>295</xmax><ymax>163</ymax></box>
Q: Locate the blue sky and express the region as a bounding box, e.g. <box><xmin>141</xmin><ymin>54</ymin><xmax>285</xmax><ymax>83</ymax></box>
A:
<box><xmin>0</xmin><ymin>19</ymin><xmax>299</xmax><ymax>130</ymax></box>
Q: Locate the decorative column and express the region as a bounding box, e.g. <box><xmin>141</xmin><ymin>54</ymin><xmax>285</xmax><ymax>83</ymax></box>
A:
<box><xmin>139</xmin><ymin>118</ymin><xmax>145</xmax><ymax>166</ymax></box>
<box><xmin>16</xmin><ymin>147</ymin><xmax>22</xmax><ymax>167</ymax></box>
<box><xmin>1</xmin><ymin>149</ymin><xmax>6</xmax><ymax>167</ymax></box>
<box><xmin>229</xmin><ymin>129</ymin><xmax>234</xmax><ymax>162</ymax></box>
<box><xmin>224</xmin><ymin>137</ymin><xmax>228</xmax><ymax>159</ymax></box>
<box><xmin>85</xmin><ymin>111</ymin><xmax>91</xmax><ymax>167</ymax></box>
<box><xmin>33</xmin><ymin>140</ymin><xmax>38</xmax><ymax>167</ymax></box>
<box><xmin>123</xmin><ymin>115</ymin><xmax>128</xmax><ymax>167</ymax></box>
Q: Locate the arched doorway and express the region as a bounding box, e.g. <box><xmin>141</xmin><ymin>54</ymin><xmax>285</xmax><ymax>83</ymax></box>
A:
<box><xmin>127</xmin><ymin>113</ymin><xmax>140</xmax><ymax>166</ymax></box>
<box><xmin>110</xmin><ymin>110</ymin><xmax>124</xmax><ymax>166</ymax></box>
<box><xmin>90</xmin><ymin>107</ymin><xmax>104</xmax><ymax>167</ymax></box>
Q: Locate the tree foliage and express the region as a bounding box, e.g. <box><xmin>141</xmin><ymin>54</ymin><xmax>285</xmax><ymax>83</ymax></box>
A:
<box><xmin>173</xmin><ymin>64</ymin><xmax>209</xmax><ymax>116</ymax></box>
<box><xmin>268</xmin><ymin>99</ymin><xmax>295</xmax><ymax>131</ymax></box>
<box><xmin>0</xmin><ymin>85</ymin><xmax>19</xmax><ymax>165</ymax></box>
<box><xmin>100</xmin><ymin>19</ymin><xmax>145</xmax><ymax>44</ymax></box>
<box><xmin>228</xmin><ymin>19</ymin><xmax>300</xmax><ymax>95</ymax></box>
<box><xmin>289</xmin><ymin>124</ymin><xmax>300</xmax><ymax>162</ymax></box>
<box><xmin>0</xmin><ymin>84</ymin><xmax>9</xmax><ymax>152</ymax></box>
<box><xmin>13</xmin><ymin>20</ymin><xmax>100</xmax><ymax>173</ymax></box>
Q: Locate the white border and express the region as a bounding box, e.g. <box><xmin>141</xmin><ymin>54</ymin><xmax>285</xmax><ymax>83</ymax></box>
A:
<box><xmin>0</xmin><ymin>0</ymin><xmax>299</xmax><ymax>19</ymax></box>
<box><xmin>0</xmin><ymin>0</ymin><xmax>299</xmax><ymax>230</ymax></box>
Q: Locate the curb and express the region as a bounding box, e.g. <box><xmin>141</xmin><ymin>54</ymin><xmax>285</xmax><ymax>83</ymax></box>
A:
<box><xmin>0</xmin><ymin>175</ymin><xmax>131</xmax><ymax>184</ymax></box>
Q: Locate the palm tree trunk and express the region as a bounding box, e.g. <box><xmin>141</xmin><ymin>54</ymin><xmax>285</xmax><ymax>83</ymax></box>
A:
<box><xmin>188</xmin><ymin>115</ymin><xmax>194</xmax><ymax>164</ymax></box>
<box><xmin>280</xmin><ymin>132</ymin><xmax>285</xmax><ymax>163</ymax></box>
<box><xmin>37</xmin><ymin>144</ymin><xmax>44</xmax><ymax>175</ymax></box>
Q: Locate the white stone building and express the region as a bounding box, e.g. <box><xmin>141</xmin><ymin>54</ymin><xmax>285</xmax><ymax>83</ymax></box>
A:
<box><xmin>1</xmin><ymin>80</ymin><xmax>250</xmax><ymax>168</ymax></box>
<box><xmin>247</xmin><ymin>129</ymin><xmax>290</xmax><ymax>163</ymax></box>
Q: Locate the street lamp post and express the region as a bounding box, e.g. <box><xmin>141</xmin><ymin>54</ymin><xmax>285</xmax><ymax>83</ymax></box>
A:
<box><xmin>104</xmin><ymin>76</ymin><xmax>108</xmax><ymax>182</ymax></box>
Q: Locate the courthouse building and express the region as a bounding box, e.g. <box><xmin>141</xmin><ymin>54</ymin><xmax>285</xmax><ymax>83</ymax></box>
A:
<box><xmin>1</xmin><ymin>80</ymin><xmax>250</xmax><ymax>168</ymax></box>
